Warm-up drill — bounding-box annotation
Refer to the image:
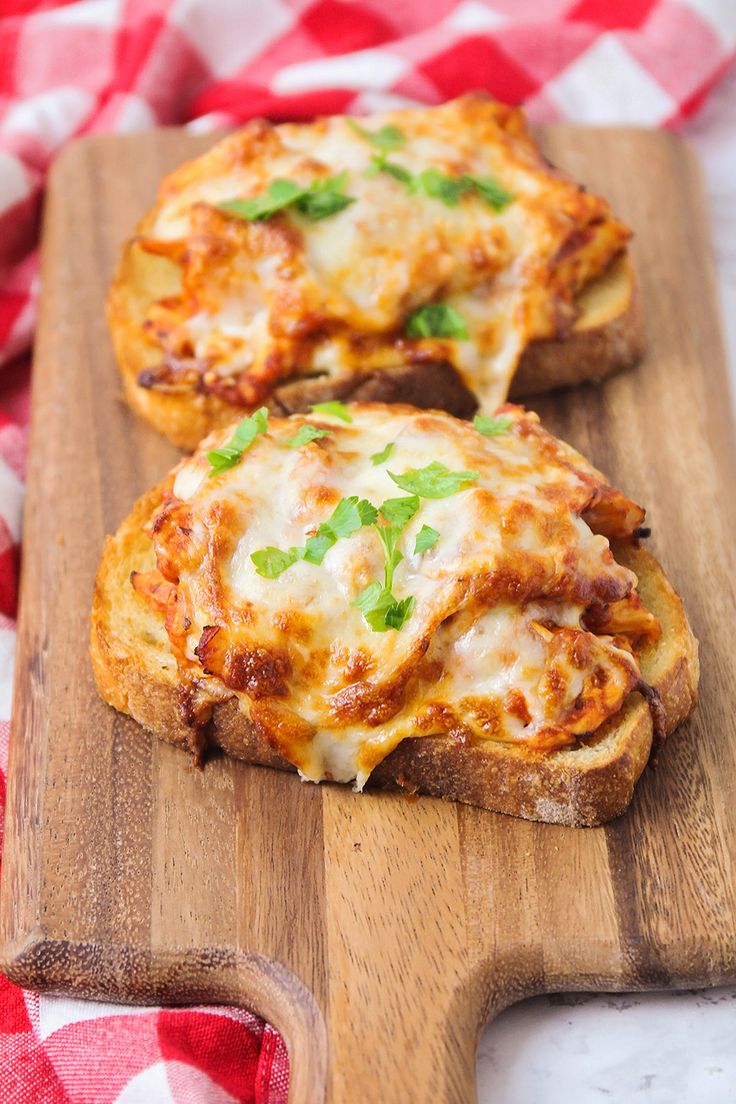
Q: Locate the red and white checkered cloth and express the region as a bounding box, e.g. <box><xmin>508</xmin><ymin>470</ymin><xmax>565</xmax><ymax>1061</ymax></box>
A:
<box><xmin>0</xmin><ymin>1</ymin><xmax>733</xmax><ymax>1099</ymax></box>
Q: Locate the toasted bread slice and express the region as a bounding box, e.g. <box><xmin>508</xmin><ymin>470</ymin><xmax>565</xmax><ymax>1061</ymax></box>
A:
<box><xmin>109</xmin><ymin>247</ymin><xmax>642</xmax><ymax>453</ymax></box>
<box><xmin>107</xmin><ymin>98</ymin><xmax>643</xmax><ymax>451</ymax></box>
<box><xmin>90</xmin><ymin>416</ymin><xmax>697</xmax><ymax>828</ymax></box>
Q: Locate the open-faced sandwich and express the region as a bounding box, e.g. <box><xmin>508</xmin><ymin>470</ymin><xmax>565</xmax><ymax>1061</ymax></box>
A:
<box><xmin>91</xmin><ymin>402</ymin><xmax>697</xmax><ymax>826</ymax></box>
<box><xmin>108</xmin><ymin>95</ymin><xmax>643</xmax><ymax>449</ymax></box>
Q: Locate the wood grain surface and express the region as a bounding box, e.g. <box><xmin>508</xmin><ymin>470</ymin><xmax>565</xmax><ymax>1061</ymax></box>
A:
<box><xmin>1</xmin><ymin>126</ymin><xmax>736</xmax><ymax>1104</ymax></box>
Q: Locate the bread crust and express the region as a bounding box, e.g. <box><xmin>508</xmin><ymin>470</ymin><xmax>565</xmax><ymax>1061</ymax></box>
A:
<box><xmin>511</xmin><ymin>254</ymin><xmax>645</xmax><ymax>399</ymax></box>
<box><xmin>90</xmin><ymin>483</ymin><xmax>698</xmax><ymax>827</ymax></box>
<box><xmin>108</xmin><ymin>212</ymin><xmax>644</xmax><ymax>451</ymax></box>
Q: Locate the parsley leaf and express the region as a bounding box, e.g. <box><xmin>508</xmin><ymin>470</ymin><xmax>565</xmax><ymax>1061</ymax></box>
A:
<box><xmin>283</xmin><ymin>424</ymin><xmax>332</xmax><ymax>449</ymax></box>
<box><xmin>374</xmin><ymin>525</ymin><xmax>404</xmax><ymax>587</ymax></box>
<box><xmin>369</xmin><ymin>153</ymin><xmax>413</xmax><ymax>184</ymax></box>
<box><xmin>384</xmin><ymin>595</ymin><xmax>415</xmax><ymax>630</ymax></box>
<box><xmin>463</xmin><ymin>173</ymin><xmax>514</xmax><ymax>211</ymax></box>
<box><xmin>218</xmin><ymin>180</ymin><xmax>303</xmax><ymax>221</ymax></box>
<box><xmin>473</xmin><ymin>413</ymin><xmax>513</xmax><ymax>438</ymax></box>
<box><xmin>302</xmin><ymin>530</ymin><xmax>336</xmax><ymax>565</ymax></box>
<box><xmin>353</xmin><ymin>494</ymin><xmax>422</xmax><ymax>632</ymax></box>
<box><xmin>414</xmin><ymin>524</ymin><xmax>439</xmax><ymax>554</ymax></box>
<box><xmin>348</xmin><ymin>119</ymin><xmax>406</xmax><ymax>151</ymax></box>
<box><xmin>370</xmin><ymin>442</ymin><xmax>394</xmax><ymax>466</ymax></box>
<box><xmin>218</xmin><ymin>174</ymin><xmax>355</xmax><ymax>223</ymax></box>
<box><xmin>389</xmin><ymin>461</ymin><xmax>479</xmax><ymax>499</ymax></box>
<box><xmin>413</xmin><ymin>168</ymin><xmax>473</xmax><ymax>207</ymax></box>
<box><xmin>353</xmin><ymin>584</ymin><xmax>414</xmax><ymax>633</ymax></box>
<box><xmin>362</xmin><ymin>157</ymin><xmax>514</xmax><ymax>213</ymax></box>
<box><xmin>309</xmin><ymin>401</ymin><xmax>353</xmax><ymax>423</ymax></box>
<box><xmin>208</xmin><ymin>407</ymin><xmax>269</xmax><ymax>475</ymax></box>
<box><xmin>328</xmin><ymin>496</ymin><xmax>378</xmax><ymax>537</ymax></box>
<box><xmin>353</xmin><ymin>582</ymin><xmax>395</xmax><ymax>631</ymax></box>
<box><xmin>357</xmin><ymin>586</ymin><xmax>415</xmax><ymax>632</ymax></box>
<box><xmin>251</xmin><ymin>546</ymin><xmax>301</xmax><ymax>578</ymax></box>
<box><xmin>250</xmin><ymin>495</ymin><xmax>376</xmax><ymax>575</ymax></box>
<box><xmin>405</xmin><ymin>303</ymin><xmax>468</xmax><ymax>340</ymax></box>
<box><xmin>297</xmin><ymin>173</ymin><xmax>356</xmax><ymax>220</ymax></box>
<box><xmin>379</xmin><ymin>495</ymin><xmax>420</xmax><ymax>529</ymax></box>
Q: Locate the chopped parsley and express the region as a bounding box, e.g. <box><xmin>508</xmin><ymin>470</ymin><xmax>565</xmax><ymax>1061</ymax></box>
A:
<box><xmin>218</xmin><ymin>173</ymin><xmax>355</xmax><ymax>223</ymax></box>
<box><xmin>252</xmin><ymin>460</ymin><xmax>477</xmax><ymax>630</ymax></box>
<box><xmin>370</xmin><ymin>442</ymin><xmax>394</xmax><ymax>466</ymax></box>
<box><xmin>351</xmin><ymin>495</ymin><xmax>420</xmax><ymax>633</ymax></box>
<box><xmin>369</xmin><ymin>153</ymin><xmax>413</xmax><ymax>185</ymax></box>
<box><xmin>207</xmin><ymin>407</ymin><xmax>269</xmax><ymax>476</ymax></box>
<box><xmin>302</xmin><ymin>531</ymin><xmax>335</xmax><ymax>565</ymax></box>
<box><xmin>473</xmin><ymin>413</ymin><xmax>513</xmax><ymax>437</ymax></box>
<box><xmin>354</xmin><ymin>583</ymin><xmax>415</xmax><ymax>632</ymax></box>
<box><xmin>366</xmin><ymin>157</ymin><xmax>513</xmax><ymax>212</ymax></box>
<box><xmin>405</xmin><ymin>302</ymin><xmax>468</xmax><ymax>340</ymax></box>
<box><xmin>414</xmin><ymin>524</ymin><xmax>439</xmax><ymax>554</ymax></box>
<box><xmin>251</xmin><ymin>496</ymin><xmax>376</xmax><ymax>577</ymax></box>
<box><xmin>250</xmin><ymin>546</ymin><xmax>301</xmax><ymax>579</ymax></box>
<box><xmin>378</xmin><ymin>494</ymin><xmax>420</xmax><ymax>530</ymax></box>
<box><xmin>326</xmin><ymin>496</ymin><xmax>378</xmax><ymax>536</ymax></box>
<box><xmin>464</xmin><ymin>173</ymin><xmax>514</xmax><ymax>211</ymax></box>
<box><xmin>309</xmin><ymin>400</ymin><xmax>353</xmax><ymax>423</ymax></box>
<box><xmin>283</xmin><ymin>424</ymin><xmax>332</xmax><ymax>449</ymax></box>
<box><xmin>413</xmin><ymin>168</ymin><xmax>473</xmax><ymax>206</ymax></box>
<box><xmin>388</xmin><ymin>460</ymin><xmax>479</xmax><ymax>499</ymax></box>
<box><xmin>348</xmin><ymin>119</ymin><xmax>406</xmax><ymax>152</ymax></box>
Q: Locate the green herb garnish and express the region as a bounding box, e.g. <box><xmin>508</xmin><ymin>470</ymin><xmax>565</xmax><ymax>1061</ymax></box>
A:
<box><xmin>251</xmin><ymin>479</ymin><xmax>449</xmax><ymax>633</ymax></box>
<box><xmin>405</xmin><ymin>302</ymin><xmax>468</xmax><ymax>340</ymax></box>
<box><xmin>218</xmin><ymin>180</ymin><xmax>302</xmax><ymax>221</ymax></box>
<box><xmin>370</xmin><ymin>442</ymin><xmax>394</xmax><ymax>466</ymax></box>
<box><xmin>365</xmin><ymin>156</ymin><xmax>514</xmax><ymax>212</ymax></box>
<box><xmin>251</xmin><ymin>495</ymin><xmax>376</xmax><ymax>577</ymax></box>
<box><xmin>379</xmin><ymin>494</ymin><xmax>420</xmax><ymax>529</ymax></box>
<box><xmin>388</xmin><ymin>460</ymin><xmax>479</xmax><ymax>499</ymax></box>
<box><xmin>299</xmin><ymin>174</ymin><xmax>356</xmax><ymax>220</ymax></box>
<box><xmin>218</xmin><ymin>173</ymin><xmax>355</xmax><ymax>223</ymax></box>
<box><xmin>463</xmin><ymin>173</ymin><xmax>513</xmax><ymax>211</ymax></box>
<box><xmin>302</xmin><ymin>531</ymin><xmax>336</xmax><ymax>565</ymax></box>
<box><xmin>327</xmin><ymin>496</ymin><xmax>378</xmax><ymax>536</ymax></box>
<box><xmin>369</xmin><ymin>153</ymin><xmax>413</xmax><ymax>185</ymax></box>
<box><xmin>355</xmin><ymin>583</ymin><xmax>415</xmax><ymax>632</ymax></box>
<box><xmin>207</xmin><ymin>407</ymin><xmax>269</xmax><ymax>475</ymax></box>
<box><xmin>283</xmin><ymin>424</ymin><xmax>332</xmax><ymax>449</ymax></box>
<box><xmin>250</xmin><ymin>546</ymin><xmax>301</xmax><ymax>578</ymax></box>
<box><xmin>412</xmin><ymin>168</ymin><xmax>473</xmax><ymax>206</ymax></box>
<box><xmin>384</xmin><ymin>594</ymin><xmax>415</xmax><ymax>628</ymax></box>
<box><xmin>309</xmin><ymin>401</ymin><xmax>353</xmax><ymax>423</ymax></box>
<box><xmin>473</xmin><ymin>413</ymin><xmax>513</xmax><ymax>438</ymax></box>
<box><xmin>348</xmin><ymin>119</ymin><xmax>405</xmax><ymax>152</ymax></box>
<box><xmin>351</xmin><ymin>494</ymin><xmax>421</xmax><ymax>633</ymax></box>
<box><xmin>414</xmin><ymin>524</ymin><xmax>439</xmax><ymax>554</ymax></box>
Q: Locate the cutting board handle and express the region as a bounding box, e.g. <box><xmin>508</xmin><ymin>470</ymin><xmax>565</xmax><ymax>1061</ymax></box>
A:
<box><xmin>318</xmin><ymin>968</ymin><xmax>491</xmax><ymax>1104</ymax></box>
<box><xmin>303</xmin><ymin>792</ymin><xmax>524</xmax><ymax>1104</ymax></box>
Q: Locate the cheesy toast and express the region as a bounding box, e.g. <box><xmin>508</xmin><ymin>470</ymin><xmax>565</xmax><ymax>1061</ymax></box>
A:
<box><xmin>90</xmin><ymin>403</ymin><xmax>697</xmax><ymax>825</ymax></box>
<box><xmin>108</xmin><ymin>96</ymin><xmax>644</xmax><ymax>450</ymax></box>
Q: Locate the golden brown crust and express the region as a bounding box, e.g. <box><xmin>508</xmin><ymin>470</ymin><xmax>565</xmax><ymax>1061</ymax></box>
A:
<box><xmin>108</xmin><ymin>209</ymin><xmax>644</xmax><ymax>451</ymax></box>
<box><xmin>90</xmin><ymin>485</ymin><xmax>698</xmax><ymax>827</ymax></box>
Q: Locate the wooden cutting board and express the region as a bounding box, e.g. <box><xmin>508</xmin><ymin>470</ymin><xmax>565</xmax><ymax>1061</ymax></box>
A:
<box><xmin>2</xmin><ymin>125</ymin><xmax>736</xmax><ymax>1104</ymax></box>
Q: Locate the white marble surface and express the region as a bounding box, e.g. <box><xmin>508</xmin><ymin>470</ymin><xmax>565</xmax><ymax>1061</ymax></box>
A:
<box><xmin>476</xmin><ymin>68</ymin><xmax>736</xmax><ymax>1104</ymax></box>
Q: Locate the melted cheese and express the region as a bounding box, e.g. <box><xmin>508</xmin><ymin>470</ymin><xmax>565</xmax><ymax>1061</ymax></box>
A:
<box><xmin>142</xmin><ymin>404</ymin><xmax>659</xmax><ymax>788</ymax></box>
<box><xmin>136</xmin><ymin>95</ymin><xmax>630</xmax><ymax>409</ymax></box>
